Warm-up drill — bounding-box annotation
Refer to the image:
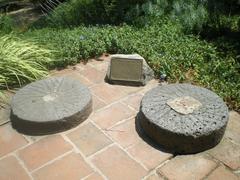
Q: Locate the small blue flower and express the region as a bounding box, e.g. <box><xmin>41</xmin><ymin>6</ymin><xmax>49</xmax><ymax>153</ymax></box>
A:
<box><xmin>79</xmin><ymin>35</ymin><xmax>85</xmax><ymax>40</ymax></box>
<box><xmin>158</xmin><ymin>51</ymin><xmax>165</xmax><ymax>57</ymax></box>
<box><xmin>160</xmin><ymin>74</ymin><xmax>167</xmax><ymax>81</ymax></box>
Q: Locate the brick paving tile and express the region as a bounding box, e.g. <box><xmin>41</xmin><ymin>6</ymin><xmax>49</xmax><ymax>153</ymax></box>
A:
<box><xmin>140</xmin><ymin>79</ymin><xmax>160</xmax><ymax>94</ymax></box>
<box><xmin>84</xmin><ymin>172</ymin><xmax>104</xmax><ymax>180</ymax></box>
<box><xmin>90</xmin><ymin>83</ymin><xmax>127</xmax><ymax>104</ymax></box>
<box><xmin>146</xmin><ymin>173</ymin><xmax>164</xmax><ymax>180</ymax></box>
<box><xmin>206</xmin><ymin>166</ymin><xmax>238</xmax><ymax>180</ymax></box>
<box><xmin>0</xmin><ymin>156</ymin><xmax>31</xmax><ymax>180</ymax></box>
<box><xmin>106</xmin><ymin>118</ymin><xmax>141</xmax><ymax>149</ymax></box>
<box><xmin>24</xmin><ymin>135</ymin><xmax>46</xmax><ymax>143</ymax></box>
<box><xmin>73</xmin><ymin>62</ymin><xmax>88</xmax><ymax>72</ymax></box>
<box><xmin>90</xmin><ymin>60</ymin><xmax>109</xmax><ymax>72</ymax></box>
<box><xmin>18</xmin><ymin>135</ymin><xmax>72</xmax><ymax>171</ymax></box>
<box><xmin>127</xmin><ymin>141</ymin><xmax>173</xmax><ymax>170</ymax></box>
<box><xmin>122</xmin><ymin>93</ymin><xmax>144</xmax><ymax>111</ymax></box>
<box><xmin>92</xmin><ymin>95</ymin><xmax>107</xmax><ymax>111</ymax></box>
<box><xmin>91</xmin><ymin>145</ymin><xmax>147</xmax><ymax>180</ymax></box>
<box><xmin>67</xmin><ymin>122</ymin><xmax>112</xmax><ymax>156</ymax></box>
<box><xmin>91</xmin><ymin>102</ymin><xmax>135</xmax><ymax>129</ymax></box>
<box><xmin>208</xmin><ymin>138</ymin><xmax>240</xmax><ymax>170</ymax></box>
<box><xmin>0</xmin><ymin>124</ymin><xmax>28</xmax><ymax>157</ymax></box>
<box><xmin>51</xmin><ymin>69</ymin><xmax>93</xmax><ymax>87</ymax></box>
<box><xmin>157</xmin><ymin>155</ymin><xmax>217</xmax><ymax>180</ymax></box>
<box><xmin>117</xmin><ymin>85</ymin><xmax>143</xmax><ymax>95</ymax></box>
<box><xmin>80</xmin><ymin>65</ymin><xmax>105</xmax><ymax>84</ymax></box>
<box><xmin>33</xmin><ymin>152</ymin><xmax>93</xmax><ymax>180</ymax></box>
<box><xmin>225</xmin><ymin>111</ymin><xmax>240</xmax><ymax>144</ymax></box>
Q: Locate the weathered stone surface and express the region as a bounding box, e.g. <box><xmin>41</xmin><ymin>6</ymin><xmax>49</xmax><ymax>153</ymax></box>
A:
<box><xmin>0</xmin><ymin>105</ymin><xmax>10</xmax><ymax>125</ymax></box>
<box><xmin>138</xmin><ymin>83</ymin><xmax>229</xmax><ymax>154</ymax></box>
<box><xmin>106</xmin><ymin>54</ymin><xmax>154</xmax><ymax>86</ymax></box>
<box><xmin>11</xmin><ymin>77</ymin><xmax>92</xmax><ymax>135</ymax></box>
<box><xmin>0</xmin><ymin>91</ymin><xmax>13</xmax><ymax>125</ymax></box>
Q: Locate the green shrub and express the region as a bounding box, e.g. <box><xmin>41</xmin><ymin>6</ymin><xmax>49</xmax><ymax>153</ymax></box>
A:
<box><xmin>0</xmin><ymin>15</ymin><xmax>15</xmax><ymax>33</ymax></box>
<box><xmin>32</xmin><ymin>0</ymin><xmax>239</xmax><ymax>36</ymax></box>
<box><xmin>32</xmin><ymin>0</ymin><xmax>147</xmax><ymax>28</ymax></box>
<box><xmin>37</xmin><ymin>0</ymin><xmax>209</xmax><ymax>32</ymax></box>
<box><xmin>23</xmin><ymin>19</ymin><xmax>240</xmax><ymax>111</ymax></box>
<box><xmin>127</xmin><ymin>0</ymin><xmax>208</xmax><ymax>32</ymax></box>
<box><xmin>0</xmin><ymin>35</ymin><xmax>53</xmax><ymax>89</ymax></box>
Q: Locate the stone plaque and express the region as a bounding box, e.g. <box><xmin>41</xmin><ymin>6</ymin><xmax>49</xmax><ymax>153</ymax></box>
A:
<box><xmin>110</xmin><ymin>57</ymin><xmax>143</xmax><ymax>82</ymax></box>
<box><xmin>106</xmin><ymin>54</ymin><xmax>154</xmax><ymax>86</ymax></box>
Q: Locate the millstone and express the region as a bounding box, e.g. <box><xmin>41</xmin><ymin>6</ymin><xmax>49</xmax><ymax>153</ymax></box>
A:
<box><xmin>10</xmin><ymin>77</ymin><xmax>92</xmax><ymax>135</ymax></box>
<box><xmin>138</xmin><ymin>83</ymin><xmax>229</xmax><ymax>154</ymax></box>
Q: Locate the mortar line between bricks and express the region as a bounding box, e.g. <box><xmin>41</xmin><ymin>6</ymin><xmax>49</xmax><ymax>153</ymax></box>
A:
<box><xmin>77</xmin><ymin>73</ymin><xmax>94</xmax><ymax>86</ymax></box>
<box><xmin>92</xmin><ymin>93</ymin><xmax>106</xmax><ymax>106</ymax></box>
<box><xmin>143</xmin><ymin>156</ymin><xmax>175</xmax><ymax>180</ymax></box>
<box><xmin>93</xmin><ymin>97</ymin><xmax>137</xmax><ymax>115</ymax></box>
<box><xmin>89</xmin><ymin>80</ymin><xmax>157</xmax><ymax>113</ymax></box>
<box><xmin>90</xmin><ymin>121</ymin><xmax>149</xmax><ymax>171</ymax></box>
<box><xmin>12</xmin><ymin>153</ymin><xmax>34</xmax><ymax>180</ymax></box>
<box><xmin>120</xmin><ymin>101</ymin><xmax>139</xmax><ymax>112</ymax></box>
<box><xmin>205</xmin><ymin>151</ymin><xmax>239</xmax><ymax>176</ymax></box>
<box><xmin>22</xmin><ymin>134</ymin><xmax>46</xmax><ymax>144</ymax></box>
<box><xmin>202</xmin><ymin>163</ymin><xmax>220</xmax><ymax>180</ymax></box>
<box><xmin>122</xmin><ymin>91</ymin><xmax>142</xmax><ymax>98</ymax></box>
<box><xmin>153</xmin><ymin>161</ymin><xmax>171</xmax><ymax>179</ymax></box>
<box><xmin>61</xmin><ymin>133</ymin><xmax>108</xmax><ymax>180</ymax></box>
<box><xmin>90</xmin><ymin>89</ymin><xmax>132</xmax><ymax>111</ymax></box>
<box><xmin>59</xmin><ymin>70</ymin><xmax>94</xmax><ymax>88</ymax></box>
<box><xmin>89</xmin><ymin>97</ymin><xmax>137</xmax><ymax>118</ymax></box>
<box><xmin>81</xmin><ymin>172</ymin><xmax>97</xmax><ymax>180</ymax></box>
<box><xmin>92</xmin><ymin>114</ymin><xmax>137</xmax><ymax>131</ymax></box>
<box><xmin>198</xmin><ymin>152</ymin><xmax>236</xmax><ymax>179</ymax></box>
<box><xmin>88</xmin><ymin>83</ymin><xmax>102</xmax><ymax>89</ymax></box>
<box><xmin>206</xmin><ymin>151</ymin><xmax>233</xmax><ymax>170</ymax></box>
<box><xmin>200</xmin><ymin>153</ymin><xmax>221</xmax><ymax>179</ymax></box>
<box><xmin>0</xmin><ymin>135</ymin><xmax>32</xmax><ymax>161</ymax></box>
<box><xmin>142</xmin><ymin>171</ymin><xmax>164</xmax><ymax>180</ymax></box>
<box><xmin>121</xmin><ymin>87</ymin><xmax>143</xmax><ymax>96</ymax></box>
<box><xmin>61</xmin><ymin>118</ymin><xmax>93</xmax><ymax>135</ymax></box>
<box><xmin>91</xmin><ymin>97</ymin><xmax>124</xmax><ymax>113</ymax></box>
<box><xmin>63</xmin><ymin>94</ymin><xmax>138</xmax><ymax>134</ymax></box>
<box><xmin>115</xmin><ymin>142</ymin><xmax>149</xmax><ymax>171</ymax></box>
<box><xmin>0</xmin><ymin>120</ymin><xmax>10</xmax><ymax>126</ymax></box>
<box><xmin>228</xmin><ymin>137</ymin><xmax>240</xmax><ymax>146</ymax></box>
<box><xmin>87</xmin><ymin>61</ymin><xmax>106</xmax><ymax>70</ymax></box>
<box><xmin>87</xmin><ymin>142</ymin><xmax>116</xmax><ymax>159</ymax></box>
<box><xmin>89</xmin><ymin>83</ymin><xmax>145</xmax><ymax>106</ymax></box>
<box><xmin>30</xmin><ymin>150</ymin><xmax>73</xmax><ymax>174</ymax></box>
<box><xmin>119</xmin><ymin>100</ymin><xmax>138</xmax><ymax>112</ymax></box>
<box><xmin>0</xmin><ymin>153</ymin><xmax>14</xmax><ymax>161</ymax></box>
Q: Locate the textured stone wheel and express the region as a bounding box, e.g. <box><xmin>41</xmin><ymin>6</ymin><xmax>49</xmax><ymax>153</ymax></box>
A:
<box><xmin>11</xmin><ymin>77</ymin><xmax>92</xmax><ymax>135</ymax></box>
<box><xmin>138</xmin><ymin>83</ymin><xmax>229</xmax><ymax>154</ymax></box>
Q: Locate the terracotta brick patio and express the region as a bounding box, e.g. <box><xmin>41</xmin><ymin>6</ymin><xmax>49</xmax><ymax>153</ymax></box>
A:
<box><xmin>0</xmin><ymin>55</ymin><xmax>240</xmax><ymax>180</ymax></box>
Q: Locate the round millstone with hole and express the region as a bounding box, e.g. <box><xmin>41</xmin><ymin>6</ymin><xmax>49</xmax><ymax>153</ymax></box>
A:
<box><xmin>138</xmin><ymin>83</ymin><xmax>229</xmax><ymax>154</ymax></box>
<box><xmin>11</xmin><ymin>77</ymin><xmax>92</xmax><ymax>135</ymax></box>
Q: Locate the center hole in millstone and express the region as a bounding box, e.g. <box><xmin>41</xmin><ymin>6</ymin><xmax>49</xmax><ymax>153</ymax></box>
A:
<box><xmin>43</xmin><ymin>93</ymin><xmax>58</xmax><ymax>102</ymax></box>
<box><xmin>167</xmin><ymin>96</ymin><xmax>202</xmax><ymax>115</ymax></box>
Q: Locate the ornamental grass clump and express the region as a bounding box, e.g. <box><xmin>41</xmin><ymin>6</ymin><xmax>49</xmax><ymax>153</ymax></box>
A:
<box><xmin>0</xmin><ymin>35</ymin><xmax>52</xmax><ymax>89</ymax></box>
